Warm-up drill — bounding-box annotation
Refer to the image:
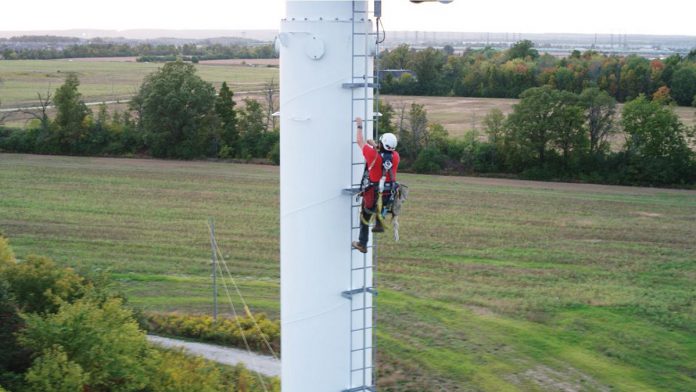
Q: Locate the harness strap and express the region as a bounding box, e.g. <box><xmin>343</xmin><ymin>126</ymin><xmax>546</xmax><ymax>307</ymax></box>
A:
<box><xmin>360</xmin><ymin>149</ymin><xmax>397</xmax><ymax>229</ymax></box>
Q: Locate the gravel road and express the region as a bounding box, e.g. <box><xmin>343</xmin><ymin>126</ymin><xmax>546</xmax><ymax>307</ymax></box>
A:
<box><xmin>147</xmin><ymin>335</ymin><xmax>280</xmax><ymax>377</ymax></box>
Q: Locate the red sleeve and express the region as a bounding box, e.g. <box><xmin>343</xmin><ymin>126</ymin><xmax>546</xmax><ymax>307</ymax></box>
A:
<box><xmin>391</xmin><ymin>152</ymin><xmax>400</xmax><ymax>180</ymax></box>
<box><xmin>362</xmin><ymin>145</ymin><xmax>377</xmax><ymax>165</ymax></box>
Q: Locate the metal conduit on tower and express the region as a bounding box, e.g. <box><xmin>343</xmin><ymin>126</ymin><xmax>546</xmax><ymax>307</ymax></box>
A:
<box><xmin>279</xmin><ymin>1</ymin><xmax>453</xmax><ymax>391</ymax></box>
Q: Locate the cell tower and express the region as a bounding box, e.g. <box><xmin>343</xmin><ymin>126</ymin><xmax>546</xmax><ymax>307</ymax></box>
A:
<box><xmin>278</xmin><ymin>1</ymin><xmax>453</xmax><ymax>391</ymax></box>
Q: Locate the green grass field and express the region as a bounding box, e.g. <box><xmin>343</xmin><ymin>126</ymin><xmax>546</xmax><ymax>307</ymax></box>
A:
<box><xmin>1</xmin><ymin>154</ymin><xmax>695</xmax><ymax>391</ymax></box>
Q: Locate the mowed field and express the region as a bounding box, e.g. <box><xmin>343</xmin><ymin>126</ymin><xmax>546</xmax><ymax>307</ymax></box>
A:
<box><xmin>1</xmin><ymin>153</ymin><xmax>695</xmax><ymax>391</ymax></box>
<box><xmin>0</xmin><ymin>58</ymin><xmax>279</xmax><ymax>106</ymax></box>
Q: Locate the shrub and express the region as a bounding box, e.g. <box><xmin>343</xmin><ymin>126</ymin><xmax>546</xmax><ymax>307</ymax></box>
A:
<box><xmin>0</xmin><ymin>236</ymin><xmax>15</xmax><ymax>265</ymax></box>
<box><xmin>0</xmin><ymin>128</ymin><xmax>34</xmax><ymax>153</ymax></box>
<box><xmin>19</xmin><ymin>297</ymin><xmax>150</xmax><ymax>391</ymax></box>
<box><xmin>0</xmin><ymin>254</ymin><xmax>86</xmax><ymax>314</ymax></box>
<box><xmin>268</xmin><ymin>140</ymin><xmax>280</xmax><ymax>165</ymax></box>
<box><xmin>24</xmin><ymin>345</ymin><xmax>88</xmax><ymax>392</ymax></box>
<box><xmin>145</xmin><ymin>349</ymin><xmax>222</xmax><ymax>392</ymax></box>
<box><xmin>412</xmin><ymin>146</ymin><xmax>447</xmax><ymax>174</ymax></box>
<box><xmin>144</xmin><ymin>312</ymin><xmax>280</xmax><ymax>356</ymax></box>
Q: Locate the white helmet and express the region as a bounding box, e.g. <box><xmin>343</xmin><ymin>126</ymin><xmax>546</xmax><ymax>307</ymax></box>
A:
<box><xmin>379</xmin><ymin>133</ymin><xmax>398</xmax><ymax>151</ymax></box>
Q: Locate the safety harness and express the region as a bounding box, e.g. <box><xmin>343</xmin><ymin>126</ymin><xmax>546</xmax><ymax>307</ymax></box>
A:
<box><xmin>359</xmin><ymin>150</ymin><xmax>398</xmax><ymax>228</ymax></box>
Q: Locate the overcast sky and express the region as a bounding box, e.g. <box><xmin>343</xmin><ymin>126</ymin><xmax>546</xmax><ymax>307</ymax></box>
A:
<box><xmin>2</xmin><ymin>0</ymin><xmax>696</xmax><ymax>36</ymax></box>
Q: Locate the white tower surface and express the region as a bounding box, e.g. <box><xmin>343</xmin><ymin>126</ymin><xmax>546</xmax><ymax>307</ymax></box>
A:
<box><xmin>279</xmin><ymin>1</ymin><xmax>375</xmax><ymax>391</ymax></box>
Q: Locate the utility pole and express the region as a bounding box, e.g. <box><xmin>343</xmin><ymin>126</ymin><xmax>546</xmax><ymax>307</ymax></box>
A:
<box><xmin>209</xmin><ymin>217</ymin><xmax>218</xmax><ymax>322</ymax></box>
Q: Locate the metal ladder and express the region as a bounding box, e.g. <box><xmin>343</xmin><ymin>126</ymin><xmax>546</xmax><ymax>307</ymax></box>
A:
<box><xmin>342</xmin><ymin>1</ymin><xmax>379</xmax><ymax>391</ymax></box>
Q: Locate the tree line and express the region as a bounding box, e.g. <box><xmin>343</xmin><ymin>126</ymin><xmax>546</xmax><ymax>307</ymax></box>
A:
<box><xmin>381</xmin><ymin>86</ymin><xmax>696</xmax><ymax>186</ymax></box>
<box><xmin>2</xmin><ymin>58</ymin><xmax>694</xmax><ymax>186</ymax></box>
<box><xmin>1</xmin><ymin>43</ymin><xmax>277</xmax><ymax>61</ymax></box>
<box><xmin>381</xmin><ymin>40</ymin><xmax>696</xmax><ymax>107</ymax></box>
<box><xmin>0</xmin><ymin>235</ymin><xmax>279</xmax><ymax>392</ymax></box>
<box><xmin>0</xmin><ymin>61</ymin><xmax>280</xmax><ymax>162</ymax></box>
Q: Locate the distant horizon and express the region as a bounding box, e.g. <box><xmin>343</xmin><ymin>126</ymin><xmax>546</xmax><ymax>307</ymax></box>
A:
<box><xmin>2</xmin><ymin>28</ymin><xmax>696</xmax><ymax>41</ymax></box>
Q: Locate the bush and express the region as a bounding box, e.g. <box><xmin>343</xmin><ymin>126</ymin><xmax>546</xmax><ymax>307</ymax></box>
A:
<box><xmin>259</xmin><ymin>130</ymin><xmax>279</xmax><ymax>160</ymax></box>
<box><xmin>0</xmin><ymin>128</ymin><xmax>34</xmax><ymax>153</ymax></box>
<box><xmin>24</xmin><ymin>346</ymin><xmax>88</xmax><ymax>392</ymax></box>
<box><xmin>143</xmin><ymin>312</ymin><xmax>280</xmax><ymax>356</ymax></box>
<box><xmin>269</xmin><ymin>140</ymin><xmax>280</xmax><ymax>165</ymax></box>
<box><xmin>0</xmin><ymin>254</ymin><xmax>86</xmax><ymax>314</ymax></box>
<box><xmin>0</xmin><ymin>236</ymin><xmax>15</xmax><ymax>265</ymax></box>
<box><xmin>0</xmin><ymin>279</ymin><xmax>31</xmax><ymax>389</ymax></box>
<box><xmin>471</xmin><ymin>142</ymin><xmax>502</xmax><ymax>173</ymax></box>
<box><xmin>20</xmin><ymin>297</ymin><xmax>150</xmax><ymax>391</ymax></box>
<box><xmin>145</xmin><ymin>349</ymin><xmax>222</xmax><ymax>392</ymax></box>
<box><xmin>413</xmin><ymin>146</ymin><xmax>446</xmax><ymax>174</ymax></box>
<box><xmin>519</xmin><ymin>165</ymin><xmax>560</xmax><ymax>181</ymax></box>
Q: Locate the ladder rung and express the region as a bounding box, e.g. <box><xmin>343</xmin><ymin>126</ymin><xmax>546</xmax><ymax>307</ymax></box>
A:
<box><xmin>342</xmin><ymin>385</ymin><xmax>376</xmax><ymax>392</ymax></box>
<box><xmin>343</xmin><ymin>287</ymin><xmax>377</xmax><ymax>299</ymax></box>
<box><xmin>344</xmin><ymin>82</ymin><xmax>378</xmax><ymax>89</ymax></box>
<box><xmin>351</xmin><ymin>346</ymin><xmax>374</xmax><ymax>353</ymax></box>
<box><xmin>351</xmin><ymin>325</ymin><xmax>375</xmax><ymax>333</ymax></box>
<box><xmin>352</xmin><ymin>162</ymin><xmax>365</xmax><ymax>166</ymax></box>
<box><xmin>352</xmin><ymin>266</ymin><xmax>374</xmax><ymax>271</ymax></box>
<box><xmin>351</xmin><ymin>247</ymin><xmax>375</xmax><ymax>254</ymax></box>
<box><xmin>352</xmin><ymin>306</ymin><xmax>374</xmax><ymax>312</ymax></box>
<box><xmin>350</xmin><ymin>366</ymin><xmax>374</xmax><ymax>372</ymax></box>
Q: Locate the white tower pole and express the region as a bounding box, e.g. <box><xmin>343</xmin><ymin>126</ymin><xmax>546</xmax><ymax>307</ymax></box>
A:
<box><xmin>279</xmin><ymin>1</ymin><xmax>374</xmax><ymax>391</ymax></box>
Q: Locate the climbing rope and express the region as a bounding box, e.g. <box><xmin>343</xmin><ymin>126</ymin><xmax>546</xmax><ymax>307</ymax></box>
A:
<box><xmin>211</xmin><ymin>255</ymin><xmax>270</xmax><ymax>392</ymax></box>
<box><xmin>208</xmin><ymin>222</ymin><xmax>280</xmax><ymax>361</ymax></box>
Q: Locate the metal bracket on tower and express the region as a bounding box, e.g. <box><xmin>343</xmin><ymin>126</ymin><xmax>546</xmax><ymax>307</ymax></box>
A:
<box><xmin>343</xmin><ymin>187</ymin><xmax>362</xmax><ymax>195</ymax></box>
<box><xmin>342</xmin><ymin>287</ymin><xmax>378</xmax><ymax>299</ymax></box>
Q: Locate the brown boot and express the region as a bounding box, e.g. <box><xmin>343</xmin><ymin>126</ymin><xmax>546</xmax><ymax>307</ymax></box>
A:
<box><xmin>352</xmin><ymin>241</ymin><xmax>367</xmax><ymax>253</ymax></box>
<box><xmin>372</xmin><ymin>221</ymin><xmax>385</xmax><ymax>233</ymax></box>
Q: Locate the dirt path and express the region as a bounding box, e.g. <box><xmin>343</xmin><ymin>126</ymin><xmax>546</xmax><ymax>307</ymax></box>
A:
<box><xmin>147</xmin><ymin>335</ymin><xmax>280</xmax><ymax>377</ymax></box>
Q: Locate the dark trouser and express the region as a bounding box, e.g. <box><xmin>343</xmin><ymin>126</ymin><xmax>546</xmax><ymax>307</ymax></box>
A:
<box><xmin>358</xmin><ymin>209</ymin><xmax>373</xmax><ymax>247</ymax></box>
<box><xmin>358</xmin><ymin>187</ymin><xmax>388</xmax><ymax>247</ymax></box>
